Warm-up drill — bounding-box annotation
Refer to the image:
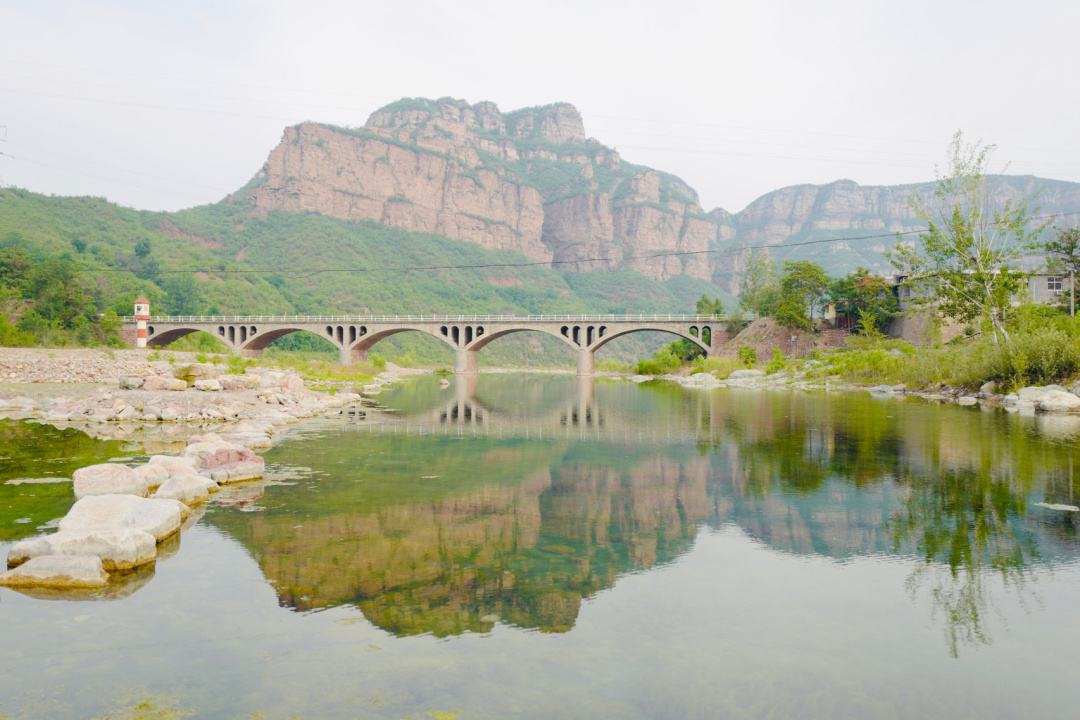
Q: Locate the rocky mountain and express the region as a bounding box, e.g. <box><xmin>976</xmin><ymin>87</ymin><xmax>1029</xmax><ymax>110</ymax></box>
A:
<box><xmin>243</xmin><ymin>96</ymin><xmax>1080</xmax><ymax>294</ymax></box>
<box><xmin>245</xmin><ymin>98</ymin><xmax>728</xmax><ymax>284</ymax></box>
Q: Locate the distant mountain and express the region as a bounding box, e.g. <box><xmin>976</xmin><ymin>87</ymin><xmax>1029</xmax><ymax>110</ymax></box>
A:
<box><xmin>242</xmin><ymin>96</ymin><xmax>1080</xmax><ymax>292</ymax></box>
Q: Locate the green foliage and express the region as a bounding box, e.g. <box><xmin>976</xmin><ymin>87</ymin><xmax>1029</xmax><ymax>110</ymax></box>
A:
<box><xmin>818</xmin><ymin>304</ymin><xmax>1080</xmax><ymax>389</ymax></box>
<box><xmin>738</xmin><ymin>346</ymin><xmax>757</xmax><ymax>368</ymax></box>
<box><xmin>1044</xmin><ymin>227</ymin><xmax>1080</xmax><ymax>276</ymax></box>
<box><xmin>695</xmin><ymin>294</ymin><xmax>725</xmax><ymax>316</ymax></box>
<box><xmin>777</xmin><ymin>260</ymin><xmax>829</xmax><ymax>329</ymax></box>
<box><xmin>764</xmin><ymin>348</ymin><xmax>787</xmax><ymax>374</ymax></box>
<box><xmin>829</xmin><ymin>267</ymin><xmax>899</xmax><ymax>334</ymax></box>
<box><xmin>738</xmin><ymin>249</ymin><xmax>780</xmax><ymax>316</ymax></box>
<box><xmin>634</xmin><ymin>337</ymin><xmax>705</xmax><ymax>375</ymax></box>
<box><xmin>160</xmin><ymin>274</ymin><xmax>203</xmax><ymax>315</ymax></box>
<box><xmin>634</xmin><ymin>346</ymin><xmax>682</xmax><ymax>375</ymax></box>
<box><xmin>690</xmin><ymin>355</ymin><xmax>742</xmax><ymax>378</ymax></box>
<box><xmin>890</xmin><ymin>132</ymin><xmax>1042</xmax><ymax>343</ymax></box>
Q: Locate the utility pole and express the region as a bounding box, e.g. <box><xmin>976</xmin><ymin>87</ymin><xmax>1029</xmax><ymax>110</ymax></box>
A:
<box><xmin>1071</xmin><ymin>269</ymin><xmax>1075</xmax><ymax>317</ymax></box>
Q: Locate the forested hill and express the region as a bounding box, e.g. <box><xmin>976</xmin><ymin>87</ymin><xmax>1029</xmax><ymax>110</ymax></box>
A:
<box><xmin>0</xmin><ymin>187</ymin><xmax>725</xmax><ymax>320</ymax></box>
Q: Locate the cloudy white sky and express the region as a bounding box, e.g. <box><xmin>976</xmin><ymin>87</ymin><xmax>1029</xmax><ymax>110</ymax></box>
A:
<box><xmin>1</xmin><ymin>0</ymin><xmax>1078</xmax><ymax>213</ymax></box>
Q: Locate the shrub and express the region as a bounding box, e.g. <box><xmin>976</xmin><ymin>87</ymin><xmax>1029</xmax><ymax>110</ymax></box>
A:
<box><xmin>690</xmin><ymin>355</ymin><xmax>742</xmax><ymax>379</ymax></box>
<box><xmin>765</xmin><ymin>349</ymin><xmax>786</xmax><ymax>375</ymax></box>
<box><xmin>737</xmin><ymin>346</ymin><xmax>757</xmax><ymax>368</ymax></box>
<box><xmin>634</xmin><ymin>347</ymin><xmax>682</xmax><ymax>375</ymax></box>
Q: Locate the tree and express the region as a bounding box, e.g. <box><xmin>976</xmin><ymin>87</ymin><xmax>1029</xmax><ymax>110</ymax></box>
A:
<box><xmin>830</xmin><ymin>268</ymin><xmax>899</xmax><ymax>334</ymax></box>
<box><xmin>695</xmin><ymin>294</ymin><xmax>725</xmax><ymax>317</ymax></box>
<box><xmin>1043</xmin><ymin>227</ymin><xmax>1080</xmax><ymax>315</ymax></box>
<box><xmin>891</xmin><ymin>131</ymin><xmax>1042</xmax><ymax>344</ymax></box>
<box><xmin>161</xmin><ymin>274</ymin><xmax>203</xmax><ymax>315</ymax></box>
<box><xmin>19</xmin><ymin>258</ymin><xmax>94</xmax><ymax>329</ymax></box>
<box><xmin>738</xmin><ymin>249</ymin><xmax>780</xmax><ymax>316</ymax></box>
<box><xmin>776</xmin><ymin>260</ymin><xmax>829</xmax><ymax>329</ymax></box>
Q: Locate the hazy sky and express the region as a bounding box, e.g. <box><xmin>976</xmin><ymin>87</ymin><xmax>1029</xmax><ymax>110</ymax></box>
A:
<box><xmin>2</xmin><ymin>0</ymin><xmax>1078</xmax><ymax>213</ymax></box>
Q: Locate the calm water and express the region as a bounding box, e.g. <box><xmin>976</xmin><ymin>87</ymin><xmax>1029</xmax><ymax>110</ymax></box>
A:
<box><xmin>3</xmin><ymin>376</ymin><xmax>1080</xmax><ymax>719</ymax></box>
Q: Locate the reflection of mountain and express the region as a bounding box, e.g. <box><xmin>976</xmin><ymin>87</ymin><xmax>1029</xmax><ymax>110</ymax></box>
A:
<box><xmin>211</xmin><ymin>377</ymin><xmax>1080</xmax><ymax>651</ymax></box>
<box><xmin>211</xmin><ymin>442</ymin><xmax>709</xmax><ymax>635</ymax></box>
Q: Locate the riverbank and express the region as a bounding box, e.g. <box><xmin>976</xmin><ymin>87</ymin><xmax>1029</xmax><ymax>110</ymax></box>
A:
<box><xmin>0</xmin><ymin>347</ymin><xmax>433</xmax><ymax>594</ymax></box>
<box><xmin>638</xmin><ymin>363</ymin><xmax>1080</xmax><ymax>415</ymax></box>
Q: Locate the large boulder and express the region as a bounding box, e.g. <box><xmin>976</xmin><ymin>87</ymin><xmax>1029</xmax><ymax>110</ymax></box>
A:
<box><xmin>174</xmin><ymin>363</ymin><xmax>221</xmax><ymax>380</ymax></box>
<box><xmin>8</xmin><ymin>528</ymin><xmax>156</xmax><ymax>571</ymax></box>
<box><xmin>0</xmin><ymin>555</ymin><xmax>108</xmax><ymax>589</ymax></box>
<box><xmin>1038</xmin><ymin>390</ymin><xmax>1080</xmax><ymax>413</ymax></box>
<box><xmin>284</xmin><ymin>374</ymin><xmax>306</xmax><ymax>394</ymax></box>
<box><xmin>154</xmin><ymin>475</ymin><xmax>217</xmax><ymax>506</ymax></box>
<box><xmin>728</xmin><ymin>369</ymin><xmax>766</xmax><ymax>380</ymax></box>
<box><xmin>118</xmin><ymin>376</ymin><xmax>144</xmax><ymax>390</ymax></box>
<box><xmin>72</xmin><ymin>464</ymin><xmax>149</xmax><ymax>499</ymax></box>
<box><xmin>59</xmin><ymin>494</ymin><xmax>185</xmax><ymax>542</ymax></box>
<box><xmin>148</xmin><ymin>454</ymin><xmax>198</xmax><ymax>469</ymax></box>
<box><xmin>183</xmin><ymin>440</ymin><xmax>265</xmax><ymax>483</ymax></box>
<box><xmin>194</xmin><ymin>378</ymin><xmax>223</xmax><ymax>392</ymax></box>
<box><xmin>1017</xmin><ymin>385</ymin><xmax>1067</xmax><ymax>404</ymax></box>
<box><xmin>143</xmin><ymin>375</ymin><xmax>188</xmax><ymax>391</ymax></box>
<box><xmin>132</xmin><ymin>463</ymin><xmax>170</xmax><ymax>490</ymax></box>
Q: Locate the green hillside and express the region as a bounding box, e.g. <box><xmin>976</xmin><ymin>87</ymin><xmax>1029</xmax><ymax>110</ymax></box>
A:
<box><xmin>0</xmin><ymin>187</ymin><xmax>729</xmax><ymax>364</ymax></box>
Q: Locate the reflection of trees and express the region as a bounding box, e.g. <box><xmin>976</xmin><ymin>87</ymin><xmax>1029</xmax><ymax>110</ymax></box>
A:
<box><xmin>893</xmin><ymin>467</ymin><xmax>1040</xmax><ymax>657</ymax></box>
<box><xmin>697</xmin><ymin>392</ymin><xmax>1074</xmax><ymax>655</ymax></box>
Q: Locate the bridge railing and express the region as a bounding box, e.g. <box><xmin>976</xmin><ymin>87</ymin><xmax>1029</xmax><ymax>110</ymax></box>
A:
<box><xmin>123</xmin><ymin>314</ymin><xmax>729</xmax><ymax>323</ymax></box>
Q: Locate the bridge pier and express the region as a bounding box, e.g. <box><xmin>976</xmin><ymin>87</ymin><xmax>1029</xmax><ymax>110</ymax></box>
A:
<box><xmin>454</xmin><ymin>348</ymin><xmax>478</xmax><ymax>375</ymax></box>
<box><xmin>338</xmin><ymin>345</ymin><xmax>353</xmax><ymax>366</ymax></box>
<box><xmin>576</xmin><ymin>349</ymin><xmax>595</xmax><ymax>376</ymax></box>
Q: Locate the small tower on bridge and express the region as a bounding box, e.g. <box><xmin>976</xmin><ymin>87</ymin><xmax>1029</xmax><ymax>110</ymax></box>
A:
<box><xmin>134</xmin><ymin>295</ymin><xmax>150</xmax><ymax>348</ymax></box>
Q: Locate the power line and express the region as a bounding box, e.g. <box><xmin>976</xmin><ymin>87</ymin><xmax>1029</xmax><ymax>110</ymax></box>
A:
<box><xmin>72</xmin><ymin>209</ymin><xmax>1080</xmax><ymax>280</ymax></box>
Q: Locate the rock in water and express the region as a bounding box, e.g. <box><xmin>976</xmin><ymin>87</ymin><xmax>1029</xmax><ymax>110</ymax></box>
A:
<box><xmin>154</xmin><ymin>475</ymin><xmax>217</xmax><ymax>506</ymax></box>
<box><xmin>1037</xmin><ymin>390</ymin><xmax>1080</xmax><ymax>413</ymax></box>
<box><xmin>728</xmin><ymin>369</ymin><xmax>766</xmax><ymax>380</ymax></box>
<box><xmin>8</xmin><ymin>529</ymin><xmax>157</xmax><ymax>571</ymax></box>
<box><xmin>59</xmin><ymin>494</ymin><xmax>185</xmax><ymax>542</ymax></box>
<box><xmin>0</xmin><ymin>555</ymin><xmax>108</xmax><ymax>589</ymax></box>
<box><xmin>132</xmin><ymin>463</ymin><xmax>170</xmax><ymax>490</ymax></box>
<box><xmin>183</xmin><ymin>440</ymin><xmax>265</xmax><ymax>483</ymax></box>
<box><xmin>1034</xmin><ymin>501</ymin><xmax>1080</xmax><ymax>512</ymax></box>
<box><xmin>72</xmin><ymin>464</ymin><xmax>149</xmax><ymax>499</ymax></box>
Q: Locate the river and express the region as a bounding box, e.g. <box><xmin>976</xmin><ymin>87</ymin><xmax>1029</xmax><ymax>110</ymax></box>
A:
<box><xmin>2</xmin><ymin>374</ymin><xmax>1080</xmax><ymax>718</ymax></box>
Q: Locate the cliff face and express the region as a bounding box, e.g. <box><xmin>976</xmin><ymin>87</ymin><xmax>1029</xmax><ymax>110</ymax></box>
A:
<box><xmin>247</xmin><ymin>97</ymin><xmax>730</xmax><ymax>281</ymax></box>
<box><xmin>244</xmin><ymin>96</ymin><xmax>1080</xmax><ymax>293</ymax></box>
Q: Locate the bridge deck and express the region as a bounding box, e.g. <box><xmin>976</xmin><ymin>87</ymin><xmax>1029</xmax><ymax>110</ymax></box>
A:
<box><xmin>123</xmin><ymin>314</ymin><xmax>733</xmax><ymax>375</ymax></box>
<box><xmin>123</xmin><ymin>314</ymin><xmax>727</xmax><ymax>323</ymax></box>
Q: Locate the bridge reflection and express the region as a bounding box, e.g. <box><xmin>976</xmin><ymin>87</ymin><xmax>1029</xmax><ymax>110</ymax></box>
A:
<box><xmin>358</xmin><ymin>375</ymin><xmax>728</xmax><ymax>444</ymax></box>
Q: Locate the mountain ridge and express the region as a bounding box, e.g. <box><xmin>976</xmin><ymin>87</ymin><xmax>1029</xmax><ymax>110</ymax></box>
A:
<box><xmin>238</xmin><ymin>96</ymin><xmax>1080</xmax><ymax>292</ymax></box>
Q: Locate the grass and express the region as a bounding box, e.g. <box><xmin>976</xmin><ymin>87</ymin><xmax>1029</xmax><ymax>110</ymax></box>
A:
<box><xmin>810</xmin><ymin>307</ymin><xmax>1080</xmax><ymax>391</ymax></box>
<box><xmin>259</xmin><ymin>349</ymin><xmax>378</xmax><ymax>385</ymax></box>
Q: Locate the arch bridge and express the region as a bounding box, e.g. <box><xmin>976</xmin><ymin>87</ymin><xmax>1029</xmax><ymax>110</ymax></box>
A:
<box><xmin>125</xmin><ymin>314</ymin><xmax>731</xmax><ymax>375</ymax></box>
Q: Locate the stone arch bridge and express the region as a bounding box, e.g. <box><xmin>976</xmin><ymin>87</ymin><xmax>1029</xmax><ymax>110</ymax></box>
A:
<box><xmin>126</xmin><ymin>314</ymin><xmax>731</xmax><ymax>375</ymax></box>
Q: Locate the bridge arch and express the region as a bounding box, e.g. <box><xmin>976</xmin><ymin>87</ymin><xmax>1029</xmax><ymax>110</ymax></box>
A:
<box><xmin>146</xmin><ymin>326</ymin><xmax>206</xmax><ymax>348</ymax></box>
<box><xmin>350</xmin><ymin>327</ymin><xmax>457</xmax><ymax>356</ymax></box>
<box><xmin>465</xmin><ymin>326</ymin><xmax>579</xmax><ymax>353</ymax></box>
<box><xmin>590</xmin><ymin>326</ymin><xmax>710</xmax><ymax>355</ymax></box>
<box><xmin>239</xmin><ymin>327</ymin><xmax>337</xmax><ymax>354</ymax></box>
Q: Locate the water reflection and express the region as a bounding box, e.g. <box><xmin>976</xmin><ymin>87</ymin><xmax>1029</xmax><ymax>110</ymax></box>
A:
<box><xmin>203</xmin><ymin>376</ymin><xmax>1080</xmax><ymax>655</ymax></box>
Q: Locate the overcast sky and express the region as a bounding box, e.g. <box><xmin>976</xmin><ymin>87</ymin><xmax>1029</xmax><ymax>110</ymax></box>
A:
<box><xmin>2</xmin><ymin>0</ymin><xmax>1078</xmax><ymax>213</ymax></box>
